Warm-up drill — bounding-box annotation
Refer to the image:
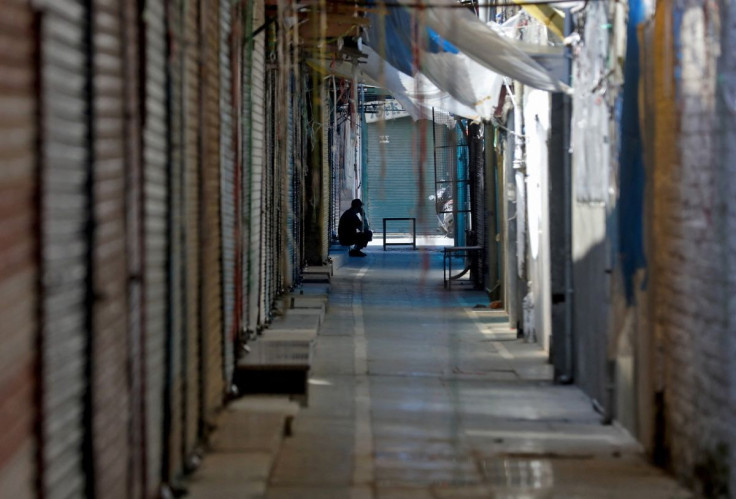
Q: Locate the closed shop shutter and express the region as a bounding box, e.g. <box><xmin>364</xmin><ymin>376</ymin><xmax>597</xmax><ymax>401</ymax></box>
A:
<box><xmin>201</xmin><ymin>0</ymin><xmax>224</xmax><ymax>423</ymax></box>
<box><xmin>121</xmin><ymin>0</ymin><xmax>144</xmax><ymax>494</ymax></box>
<box><xmin>165</xmin><ymin>0</ymin><xmax>187</xmax><ymax>481</ymax></box>
<box><xmin>219</xmin><ymin>0</ymin><xmax>237</xmax><ymax>383</ymax></box>
<box><xmin>184</xmin><ymin>0</ymin><xmax>201</xmax><ymax>465</ymax></box>
<box><xmin>38</xmin><ymin>2</ymin><xmax>89</xmax><ymax>498</ymax></box>
<box><xmin>364</xmin><ymin>117</ymin><xmax>438</xmax><ymax>236</ymax></box>
<box><xmin>263</xmin><ymin>64</ymin><xmax>276</xmax><ymax>319</ymax></box>
<box><xmin>244</xmin><ymin>0</ymin><xmax>265</xmax><ymax>332</ymax></box>
<box><xmin>286</xmin><ymin>83</ymin><xmax>295</xmax><ymax>287</ymax></box>
<box><xmin>320</xmin><ymin>82</ymin><xmax>329</xmax><ymax>259</ymax></box>
<box><xmin>90</xmin><ymin>1</ymin><xmax>130</xmax><ymax>496</ymax></box>
<box><xmin>0</xmin><ymin>2</ymin><xmax>37</xmax><ymax>497</ymax></box>
<box><xmin>141</xmin><ymin>0</ymin><xmax>168</xmax><ymax>493</ymax></box>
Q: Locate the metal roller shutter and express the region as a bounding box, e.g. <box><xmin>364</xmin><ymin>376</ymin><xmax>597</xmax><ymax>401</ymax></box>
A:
<box><xmin>90</xmin><ymin>1</ymin><xmax>130</xmax><ymax>496</ymax></box>
<box><xmin>141</xmin><ymin>0</ymin><xmax>168</xmax><ymax>494</ymax></box>
<box><xmin>201</xmin><ymin>0</ymin><xmax>223</xmax><ymax>423</ymax></box>
<box><xmin>38</xmin><ymin>2</ymin><xmax>89</xmax><ymax>497</ymax></box>
<box><xmin>0</xmin><ymin>2</ymin><xmax>37</xmax><ymax>497</ymax></box>
<box><xmin>244</xmin><ymin>0</ymin><xmax>265</xmax><ymax>332</ymax></box>
<box><xmin>184</xmin><ymin>0</ymin><xmax>201</xmax><ymax>463</ymax></box>
<box><xmin>286</xmin><ymin>78</ymin><xmax>294</xmax><ymax>287</ymax></box>
<box><xmin>320</xmin><ymin>81</ymin><xmax>329</xmax><ymax>260</ymax></box>
<box><xmin>165</xmin><ymin>0</ymin><xmax>186</xmax><ymax>481</ymax></box>
<box><xmin>219</xmin><ymin>0</ymin><xmax>237</xmax><ymax>383</ymax></box>
<box><xmin>263</xmin><ymin>64</ymin><xmax>276</xmax><ymax>320</ymax></box>
<box><xmin>364</xmin><ymin>117</ymin><xmax>439</xmax><ymax>236</ymax></box>
<box><xmin>121</xmin><ymin>0</ymin><xmax>145</xmax><ymax>495</ymax></box>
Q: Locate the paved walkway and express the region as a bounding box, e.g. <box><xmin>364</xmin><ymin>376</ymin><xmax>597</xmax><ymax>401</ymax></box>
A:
<box><xmin>189</xmin><ymin>248</ymin><xmax>691</xmax><ymax>498</ymax></box>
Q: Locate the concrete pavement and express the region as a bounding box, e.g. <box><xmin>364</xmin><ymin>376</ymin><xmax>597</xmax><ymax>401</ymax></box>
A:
<box><xmin>188</xmin><ymin>247</ymin><xmax>691</xmax><ymax>498</ymax></box>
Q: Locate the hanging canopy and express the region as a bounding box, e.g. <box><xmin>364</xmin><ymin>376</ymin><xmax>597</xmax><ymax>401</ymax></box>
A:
<box><xmin>308</xmin><ymin>1</ymin><xmax>569</xmax><ymax>121</ymax></box>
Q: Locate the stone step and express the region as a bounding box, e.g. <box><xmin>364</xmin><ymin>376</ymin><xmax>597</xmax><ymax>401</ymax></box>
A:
<box><xmin>269</xmin><ymin>311</ymin><xmax>321</xmax><ymax>331</ymax></box>
<box><xmin>185</xmin><ymin>396</ymin><xmax>299</xmax><ymax>498</ymax></box>
<box><xmin>298</xmin><ymin>283</ymin><xmax>330</xmax><ymax>295</ymax></box>
<box><xmin>302</xmin><ymin>266</ymin><xmax>332</xmax><ymax>283</ymax></box>
<box><xmin>291</xmin><ymin>295</ymin><xmax>328</xmax><ymax>313</ymax></box>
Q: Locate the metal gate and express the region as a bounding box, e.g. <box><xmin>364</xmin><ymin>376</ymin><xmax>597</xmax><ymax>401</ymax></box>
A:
<box><xmin>183</xmin><ymin>0</ymin><xmax>201</xmax><ymax>469</ymax></box>
<box><xmin>432</xmin><ymin>109</ymin><xmax>471</xmax><ymax>244</ymax></box>
<box><xmin>165</xmin><ymin>0</ymin><xmax>187</xmax><ymax>482</ymax></box>
<box><xmin>201</xmin><ymin>0</ymin><xmax>224</xmax><ymax>424</ymax></box>
<box><xmin>90</xmin><ymin>1</ymin><xmax>131</xmax><ymax>496</ymax></box>
<box><xmin>219</xmin><ymin>0</ymin><xmax>237</xmax><ymax>391</ymax></box>
<box><xmin>244</xmin><ymin>0</ymin><xmax>266</xmax><ymax>333</ymax></box>
<box><xmin>121</xmin><ymin>0</ymin><xmax>145</xmax><ymax>494</ymax></box>
<box><xmin>0</xmin><ymin>1</ymin><xmax>37</xmax><ymax>496</ymax></box>
<box><xmin>364</xmin><ymin>116</ymin><xmax>438</xmax><ymax>236</ymax></box>
<box><xmin>38</xmin><ymin>2</ymin><xmax>90</xmax><ymax>497</ymax></box>
<box><xmin>141</xmin><ymin>0</ymin><xmax>169</xmax><ymax>493</ymax></box>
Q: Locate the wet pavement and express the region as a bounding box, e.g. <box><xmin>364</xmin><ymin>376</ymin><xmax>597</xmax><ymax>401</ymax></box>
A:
<box><xmin>189</xmin><ymin>247</ymin><xmax>691</xmax><ymax>498</ymax></box>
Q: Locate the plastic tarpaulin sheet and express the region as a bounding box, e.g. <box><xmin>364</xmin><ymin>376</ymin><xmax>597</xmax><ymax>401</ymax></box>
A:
<box><xmin>309</xmin><ymin>48</ymin><xmax>480</xmax><ymax>120</ymax></box>
<box><xmin>388</xmin><ymin>0</ymin><xmax>567</xmax><ymax>92</ymax></box>
<box><xmin>364</xmin><ymin>7</ymin><xmax>505</xmax><ymax>120</ymax></box>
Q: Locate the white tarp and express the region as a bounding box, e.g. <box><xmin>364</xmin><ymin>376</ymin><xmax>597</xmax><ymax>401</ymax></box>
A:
<box><xmin>399</xmin><ymin>0</ymin><xmax>568</xmax><ymax>93</ymax></box>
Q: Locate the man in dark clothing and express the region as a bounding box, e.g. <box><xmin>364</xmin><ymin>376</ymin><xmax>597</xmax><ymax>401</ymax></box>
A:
<box><xmin>338</xmin><ymin>198</ymin><xmax>371</xmax><ymax>257</ymax></box>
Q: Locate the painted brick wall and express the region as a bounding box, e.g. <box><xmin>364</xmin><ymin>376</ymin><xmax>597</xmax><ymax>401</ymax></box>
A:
<box><xmin>718</xmin><ymin>0</ymin><xmax>736</xmax><ymax>494</ymax></box>
<box><xmin>652</xmin><ymin>1</ymin><xmax>732</xmax><ymax>493</ymax></box>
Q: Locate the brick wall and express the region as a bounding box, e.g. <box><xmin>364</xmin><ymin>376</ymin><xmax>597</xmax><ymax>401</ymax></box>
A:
<box><xmin>651</xmin><ymin>1</ymin><xmax>732</xmax><ymax>493</ymax></box>
<box><xmin>719</xmin><ymin>0</ymin><xmax>736</xmax><ymax>494</ymax></box>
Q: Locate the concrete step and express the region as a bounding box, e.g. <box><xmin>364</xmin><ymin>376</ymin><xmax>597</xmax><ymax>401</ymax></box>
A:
<box><xmin>284</xmin><ymin>308</ymin><xmax>324</xmax><ymax>328</ymax></box>
<box><xmin>301</xmin><ymin>269</ymin><xmax>330</xmax><ymax>283</ymax></box>
<box><xmin>269</xmin><ymin>311</ymin><xmax>321</xmax><ymax>331</ymax></box>
<box><xmin>298</xmin><ymin>283</ymin><xmax>330</xmax><ymax>295</ymax></box>
<box><xmin>291</xmin><ymin>295</ymin><xmax>328</xmax><ymax>313</ymax></box>
<box><xmin>186</xmin><ymin>396</ymin><xmax>299</xmax><ymax>498</ymax></box>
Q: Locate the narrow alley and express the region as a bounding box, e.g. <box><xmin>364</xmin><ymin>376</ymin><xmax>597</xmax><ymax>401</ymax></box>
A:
<box><xmin>3</xmin><ymin>0</ymin><xmax>736</xmax><ymax>498</ymax></box>
<box><xmin>186</xmin><ymin>248</ymin><xmax>690</xmax><ymax>498</ymax></box>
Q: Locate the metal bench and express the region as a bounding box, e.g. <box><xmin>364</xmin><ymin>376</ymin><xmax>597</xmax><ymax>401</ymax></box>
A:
<box><xmin>443</xmin><ymin>245</ymin><xmax>482</xmax><ymax>289</ymax></box>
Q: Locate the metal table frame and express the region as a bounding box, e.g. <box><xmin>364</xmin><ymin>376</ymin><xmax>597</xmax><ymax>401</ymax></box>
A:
<box><xmin>443</xmin><ymin>245</ymin><xmax>482</xmax><ymax>289</ymax></box>
<box><xmin>382</xmin><ymin>218</ymin><xmax>417</xmax><ymax>250</ymax></box>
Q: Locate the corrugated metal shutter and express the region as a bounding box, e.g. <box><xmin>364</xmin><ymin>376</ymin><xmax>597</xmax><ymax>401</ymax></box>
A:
<box><xmin>38</xmin><ymin>2</ymin><xmax>89</xmax><ymax>497</ymax></box>
<box><xmin>219</xmin><ymin>0</ymin><xmax>237</xmax><ymax>383</ymax></box>
<box><xmin>293</xmin><ymin>74</ymin><xmax>306</xmax><ymax>280</ymax></box>
<box><xmin>165</xmin><ymin>0</ymin><xmax>186</xmax><ymax>481</ymax></box>
<box><xmin>121</xmin><ymin>0</ymin><xmax>145</xmax><ymax>495</ymax></box>
<box><xmin>263</xmin><ymin>64</ymin><xmax>276</xmax><ymax>320</ymax></box>
<box><xmin>320</xmin><ymin>82</ymin><xmax>329</xmax><ymax>260</ymax></box>
<box><xmin>141</xmin><ymin>0</ymin><xmax>168</xmax><ymax>494</ymax></box>
<box><xmin>364</xmin><ymin>117</ymin><xmax>438</xmax><ymax>236</ymax></box>
<box><xmin>90</xmin><ymin>1</ymin><xmax>130</xmax><ymax>496</ymax></box>
<box><xmin>242</xmin><ymin>0</ymin><xmax>265</xmax><ymax>332</ymax></box>
<box><xmin>286</xmin><ymin>79</ymin><xmax>295</xmax><ymax>287</ymax></box>
<box><xmin>184</xmin><ymin>0</ymin><xmax>201</xmax><ymax>466</ymax></box>
<box><xmin>322</xmin><ymin>81</ymin><xmax>335</xmax><ymax>259</ymax></box>
<box><xmin>0</xmin><ymin>2</ymin><xmax>37</xmax><ymax>497</ymax></box>
<box><xmin>201</xmin><ymin>0</ymin><xmax>224</xmax><ymax>424</ymax></box>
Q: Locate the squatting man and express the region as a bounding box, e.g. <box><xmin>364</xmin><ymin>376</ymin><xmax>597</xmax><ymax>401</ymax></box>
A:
<box><xmin>338</xmin><ymin>198</ymin><xmax>372</xmax><ymax>257</ymax></box>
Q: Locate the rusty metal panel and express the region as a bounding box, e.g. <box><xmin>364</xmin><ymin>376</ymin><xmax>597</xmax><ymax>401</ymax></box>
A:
<box><xmin>201</xmin><ymin>0</ymin><xmax>224</xmax><ymax>424</ymax></box>
<box><xmin>90</xmin><ymin>1</ymin><xmax>130</xmax><ymax>497</ymax></box>
<box><xmin>219</xmin><ymin>0</ymin><xmax>237</xmax><ymax>385</ymax></box>
<box><xmin>37</xmin><ymin>1</ymin><xmax>89</xmax><ymax>498</ymax></box>
<box><xmin>0</xmin><ymin>1</ymin><xmax>37</xmax><ymax>498</ymax></box>
<box><xmin>184</xmin><ymin>0</ymin><xmax>201</xmax><ymax>462</ymax></box>
<box><xmin>141</xmin><ymin>0</ymin><xmax>168</xmax><ymax>494</ymax></box>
